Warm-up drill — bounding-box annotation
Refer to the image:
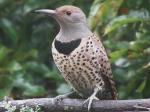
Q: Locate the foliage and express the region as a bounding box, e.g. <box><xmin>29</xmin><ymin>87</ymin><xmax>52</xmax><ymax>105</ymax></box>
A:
<box><xmin>0</xmin><ymin>0</ymin><xmax>92</xmax><ymax>99</ymax></box>
<box><xmin>89</xmin><ymin>0</ymin><xmax>150</xmax><ymax>99</ymax></box>
<box><xmin>1</xmin><ymin>101</ymin><xmax>42</xmax><ymax>112</ymax></box>
<box><xmin>1</xmin><ymin>101</ymin><xmax>16</xmax><ymax>112</ymax></box>
<box><xmin>0</xmin><ymin>0</ymin><xmax>150</xmax><ymax>100</ymax></box>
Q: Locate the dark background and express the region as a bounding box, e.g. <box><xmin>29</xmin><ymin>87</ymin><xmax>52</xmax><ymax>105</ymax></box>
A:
<box><xmin>0</xmin><ymin>0</ymin><xmax>150</xmax><ymax>100</ymax></box>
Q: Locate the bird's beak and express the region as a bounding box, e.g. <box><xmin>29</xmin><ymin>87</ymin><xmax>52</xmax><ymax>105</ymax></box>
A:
<box><xmin>35</xmin><ymin>9</ymin><xmax>56</xmax><ymax>16</ymax></box>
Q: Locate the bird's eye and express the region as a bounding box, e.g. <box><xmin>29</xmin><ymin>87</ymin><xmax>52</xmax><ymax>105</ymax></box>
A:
<box><xmin>66</xmin><ymin>11</ymin><xmax>71</xmax><ymax>16</ymax></box>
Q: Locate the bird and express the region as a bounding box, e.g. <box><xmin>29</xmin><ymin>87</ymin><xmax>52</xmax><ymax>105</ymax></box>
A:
<box><xmin>36</xmin><ymin>5</ymin><xmax>117</xmax><ymax>111</ymax></box>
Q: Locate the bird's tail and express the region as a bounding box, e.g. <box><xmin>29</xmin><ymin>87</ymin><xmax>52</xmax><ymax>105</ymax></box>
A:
<box><xmin>109</xmin><ymin>78</ymin><xmax>118</xmax><ymax>100</ymax></box>
<box><xmin>102</xmin><ymin>74</ymin><xmax>118</xmax><ymax>100</ymax></box>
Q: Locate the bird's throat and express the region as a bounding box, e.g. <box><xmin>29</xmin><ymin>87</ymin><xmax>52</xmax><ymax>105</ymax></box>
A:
<box><xmin>55</xmin><ymin>23</ymin><xmax>92</xmax><ymax>42</ymax></box>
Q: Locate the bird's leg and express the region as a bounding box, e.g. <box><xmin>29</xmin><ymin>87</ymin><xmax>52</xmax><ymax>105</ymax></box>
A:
<box><xmin>83</xmin><ymin>87</ymin><xmax>100</xmax><ymax>111</ymax></box>
<box><xmin>54</xmin><ymin>91</ymin><xmax>76</xmax><ymax>103</ymax></box>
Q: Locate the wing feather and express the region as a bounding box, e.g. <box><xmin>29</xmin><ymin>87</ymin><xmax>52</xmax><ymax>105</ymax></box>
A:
<box><xmin>92</xmin><ymin>34</ymin><xmax>118</xmax><ymax>99</ymax></box>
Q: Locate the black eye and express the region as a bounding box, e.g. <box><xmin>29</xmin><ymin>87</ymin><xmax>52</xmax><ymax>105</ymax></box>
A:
<box><xmin>66</xmin><ymin>11</ymin><xmax>71</xmax><ymax>16</ymax></box>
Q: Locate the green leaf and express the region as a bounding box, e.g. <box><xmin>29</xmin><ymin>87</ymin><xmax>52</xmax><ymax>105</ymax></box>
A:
<box><xmin>0</xmin><ymin>45</ymin><xmax>11</xmax><ymax>62</ymax></box>
<box><xmin>24</xmin><ymin>62</ymin><xmax>49</xmax><ymax>74</ymax></box>
<box><xmin>0</xmin><ymin>89</ymin><xmax>11</xmax><ymax>99</ymax></box>
<box><xmin>13</xmin><ymin>49</ymin><xmax>38</xmax><ymax>62</ymax></box>
<box><xmin>136</xmin><ymin>79</ymin><xmax>147</xmax><ymax>94</ymax></box>
<box><xmin>109</xmin><ymin>48</ymin><xmax>128</xmax><ymax>61</ymax></box>
<box><xmin>45</xmin><ymin>70</ymin><xmax>62</xmax><ymax>81</ymax></box>
<box><xmin>88</xmin><ymin>0</ymin><xmax>123</xmax><ymax>31</ymax></box>
<box><xmin>7</xmin><ymin>61</ymin><xmax>22</xmax><ymax>73</ymax></box>
<box><xmin>0</xmin><ymin>75</ymin><xmax>13</xmax><ymax>99</ymax></box>
<box><xmin>13</xmin><ymin>74</ymin><xmax>46</xmax><ymax>97</ymax></box>
<box><xmin>0</xmin><ymin>75</ymin><xmax>13</xmax><ymax>89</ymax></box>
<box><xmin>0</xmin><ymin>19</ymin><xmax>18</xmax><ymax>44</ymax></box>
<box><xmin>104</xmin><ymin>15</ymin><xmax>149</xmax><ymax>34</ymax></box>
<box><xmin>23</xmin><ymin>84</ymin><xmax>46</xmax><ymax>97</ymax></box>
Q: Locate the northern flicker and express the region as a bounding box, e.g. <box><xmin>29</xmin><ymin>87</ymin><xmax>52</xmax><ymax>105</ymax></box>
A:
<box><xmin>36</xmin><ymin>5</ymin><xmax>117</xmax><ymax>110</ymax></box>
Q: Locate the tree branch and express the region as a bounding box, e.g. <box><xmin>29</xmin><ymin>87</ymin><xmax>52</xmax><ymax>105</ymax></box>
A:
<box><xmin>0</xmin><ymin>98</ymin><xmax>150</xmax><ymax>112</ymax></box>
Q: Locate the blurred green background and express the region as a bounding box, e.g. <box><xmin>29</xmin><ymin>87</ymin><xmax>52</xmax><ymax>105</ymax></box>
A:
<box><xmin>0</xmin><ymin>0</ymin><xmax>150</xmax><ymax>100</ymax></box>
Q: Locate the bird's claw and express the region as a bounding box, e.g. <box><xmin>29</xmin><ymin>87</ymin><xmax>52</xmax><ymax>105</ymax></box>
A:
<box><xmin>83</xmin><ymin>95</ymin><xmax>99</xmax><ymax>111</ymax></box>
<box><xmin>53</xmin><ymin>94</ymin><xmax>67</xmax><ymax>103</ymax></box>
<box><xmin>52</xmin><ymin>92</ymin><xmax>75</xmax><ymax>104</ymax></box>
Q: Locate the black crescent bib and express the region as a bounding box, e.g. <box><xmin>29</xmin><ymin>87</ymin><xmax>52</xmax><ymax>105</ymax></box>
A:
<box><xmin>54</xmin><ymin>39</ymin><xmax>81</xmax><ymax>55</ymax></box>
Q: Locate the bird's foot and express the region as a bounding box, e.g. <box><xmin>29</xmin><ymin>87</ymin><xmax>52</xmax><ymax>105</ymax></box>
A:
<box><xmin>53</xmin><ymin>91</ymin><xmax>75</xmax><ymax>103</ymax></box>
<box><xmin>54</xmin><ymin>94</ymin><xmax>65</xmax><ymax>103</ymax></box>
<box><xmin>83</xmin><ymin>94</ymin><xmax>99</xmax><ymax>111</ymax></box>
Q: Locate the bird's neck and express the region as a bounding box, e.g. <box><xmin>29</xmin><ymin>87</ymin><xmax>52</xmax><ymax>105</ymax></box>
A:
<box><xmin>55</xmin><ymin>23</ymin><xmax>93</xmax><ymax>42</ymax></box>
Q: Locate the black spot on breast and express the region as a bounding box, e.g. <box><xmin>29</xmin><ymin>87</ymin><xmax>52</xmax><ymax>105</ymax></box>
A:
<box><xmin>54</xmin><ymin>39</ymin><xmax>81</xmax><ymax>55</ymax></box>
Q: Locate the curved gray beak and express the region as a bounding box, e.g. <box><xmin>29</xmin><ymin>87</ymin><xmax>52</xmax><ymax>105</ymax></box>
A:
<box><xmin>35</xmin><ymin>9</ymin><xmax>56</xmax><ymax>16</ymax></box>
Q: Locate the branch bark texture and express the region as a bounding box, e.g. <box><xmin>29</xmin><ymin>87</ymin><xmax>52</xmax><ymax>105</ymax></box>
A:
<box><xmin>0</xmin><ymin>98</ymin><xmax>150</xmax><ymax>112</ymax></box>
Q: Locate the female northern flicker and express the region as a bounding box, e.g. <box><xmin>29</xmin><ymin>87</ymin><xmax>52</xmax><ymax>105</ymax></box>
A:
<box><xmin>36</xmin><ymin>5</ymin><xmax>117</xmax><ymax>110</ymax></box>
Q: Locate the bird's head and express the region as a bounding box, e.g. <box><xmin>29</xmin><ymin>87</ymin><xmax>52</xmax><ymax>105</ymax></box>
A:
<box><xmin>35</xmin><ymin>5</ymin><xmax>92</xmax><ymax>42</ymax></box>
<box><xmin>35</xmin><ymin>5</ymin><xmax>87</xmax><ymax>26</ymax></box>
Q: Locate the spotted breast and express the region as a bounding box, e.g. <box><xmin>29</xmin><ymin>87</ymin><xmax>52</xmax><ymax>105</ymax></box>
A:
<box><xmin>52</xmin><ymin>34</ymin><xmax>116</xmax><ymax>99</ymax></box>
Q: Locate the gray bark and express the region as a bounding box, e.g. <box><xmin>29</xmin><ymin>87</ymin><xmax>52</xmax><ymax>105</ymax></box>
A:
<box><xmin>0</xmin><ymin>98</ymin><xmax>150</xmax><ymax>112</ymax></box>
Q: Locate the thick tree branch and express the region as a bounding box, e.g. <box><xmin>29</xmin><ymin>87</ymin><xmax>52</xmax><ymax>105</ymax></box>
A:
<box><xmin>0</xmin><ymin>98</ymin><xmax>150</xmax><ymax>112</ymax></box>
